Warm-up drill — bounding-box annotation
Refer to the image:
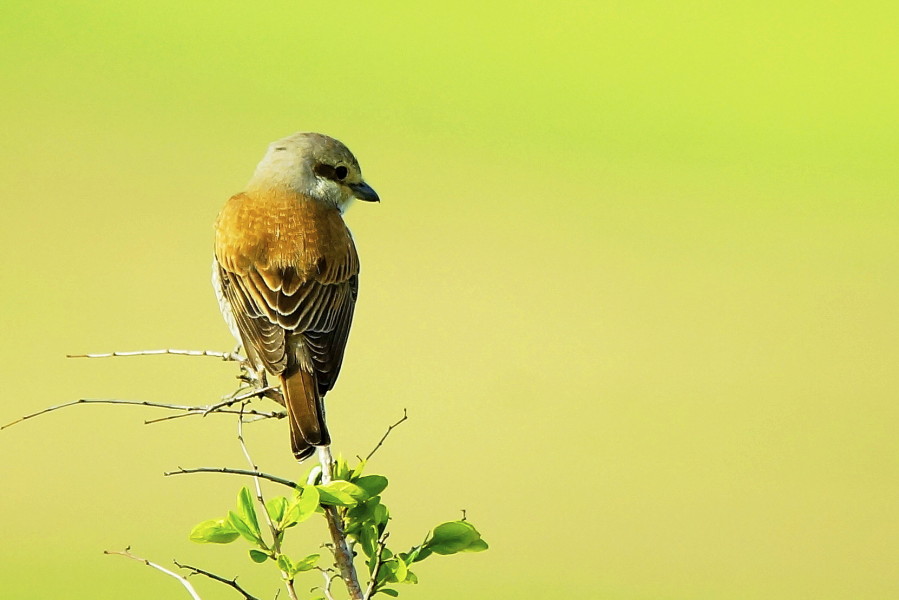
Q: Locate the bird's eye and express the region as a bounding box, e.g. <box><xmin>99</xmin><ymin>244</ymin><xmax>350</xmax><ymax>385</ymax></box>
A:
<box><xmin>335</xmin><ymin>165</ymin><xmax>348</xmax><ymax>180</ymax></box>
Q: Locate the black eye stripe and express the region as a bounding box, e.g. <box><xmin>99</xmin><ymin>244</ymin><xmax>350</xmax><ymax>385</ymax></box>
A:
<box><xmin>314</xmin><ymin>163</ymin><xmax>349</xmax><ymax>181</ymax></box>
<box><xmin>314</xmin><ymin>163</ymin><xmax>336</xmax><ymax>179</ymax></box>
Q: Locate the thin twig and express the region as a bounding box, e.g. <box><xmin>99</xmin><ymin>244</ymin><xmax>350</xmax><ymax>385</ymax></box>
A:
<box><xmin>365</xmin><ymin>409</ymin><xmax>409</xmax><ymax>461</ymax></box>
<box><xmin>317</xmin><ymin>447</ymin><xmax>364</xmax><ymax>600</ymax></box>
<box><xmin>164</xmin><ymin>467</ymin><xmax>300</xmax><ymax>491</ymax></box>
<box><xmin>204</xmin><ymin>386</ymin><xmax>279</xmax><ymax>415</ymax></box>
<box><xmin>143</xmin><ymin>408</ymin><xmax>284</xmax><ymax>425</ymax></box>
<box><xmin>105</xmin><ymin>548</ymin><xmax>202</xmax><ymax>600</ymax></box>
<box><xmin>174</xmin><ymin>561</ymin><xmax>261</xmax><ymax>600</ymax></box>
<box><xmin>67</xmin><ymin>348</ymin><xmax>244</xmax><ymax>362</ymax></box>
<box><xmin>236</xmin><ymin>404</ymin><xmax>300</xmax><ymax>600</ymax></box>
<box><xmin>316</xmin><ymin>568</ymin><xmax>339</xmax><ymax>600</ymax></box>
<box><xmin>362</xmin><ymin>531</ymin><xmax>390</xmax><ymax>600</ymax></box>
<box><xmin>1</xmin><ymin>397</ymin><xmax>285</xmax><ymax>430</ymax></box>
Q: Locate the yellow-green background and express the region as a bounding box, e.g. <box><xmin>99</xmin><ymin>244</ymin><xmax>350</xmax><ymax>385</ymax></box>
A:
<box><xmin>1</xmin><ymin>2</ymin><xmax>896</xmax><ymax>598</ymax></box>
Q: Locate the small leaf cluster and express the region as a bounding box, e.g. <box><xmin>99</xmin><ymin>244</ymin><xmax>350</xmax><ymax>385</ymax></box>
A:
<box><xmin>190</xmin><ymin>485</ymin><xmax>321</xmax><ymax>582</ymax></box>
<box><xmin>189</xmin><ymin>456</ymin><xmax>487</xmax><ymax>598</ymax></box>
<box><xmin>322</xmin><ymin>456</ymin><xmax>488</xmax><ymax>598</ymax></box>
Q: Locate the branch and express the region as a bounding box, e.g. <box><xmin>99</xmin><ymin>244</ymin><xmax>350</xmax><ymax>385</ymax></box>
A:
<box><xmin>316</xmin><ymin>568</ymin><xmax>339</xmax><ymax>600</ymax></box>
<box><xmin>317</xmin><ymin>447</ymin><xmax>364</xmax><ymax>600</ymax></box>
<box><xmin>163</xmin><ymin>467</ymin><xmax>300</xmax><ymax>491</ymax></box>
<box><xmin>174</xmin><ymin>561</ymin><xmax>261</xmax><ymax>600</ymax></box>
<box><xmin>236</xmin><ymin>404</ymin><xmax>300</xmax><ymax>600</ymax></box>
<box><xmin>67</xmin><ymin>348</ymin><xmax>244</xmax><ymax>362</ymax></box>
<box><xmin>1</xmin><ymin>397</ymin><xmax>285</xmax><ymax>431</ymax></box>
<box><xmin>365</xmin><ymin>409</ymin><xmax>409</xmax><ymax>461</ymax></box>
<box><xmin>105</xmin><ymin>548</ymin><xmax>202</xmax><ymax>600</ymax></box>
<box><xmin>362</xmin><ymin>531</ymin><xmax>390</xmax><ymax>600</ymax></box>
<box><xmin>203</xmin><ymin>386</ymin><xmax>281</xmax><ymax>415</ymax></box>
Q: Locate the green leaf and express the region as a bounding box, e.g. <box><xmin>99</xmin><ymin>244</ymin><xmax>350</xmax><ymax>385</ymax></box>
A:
<box><xmin>379</xmin><ymin>589</ymin><xmax>399</xmax><ymax>597</ymax></box>
<box><xmin>237</xmin><ymin>487</ymin><xmax>261</xmax><ymax>537</ymax></box>
<box><xmin>347</xmin><ymin>497</ymin><xmax>377</xmax><ymax>527</ymax></box>
<box><xmin>189</xmin><ymin>518</ymin><xmax>240</xmax><ymax>544</ymax></box>
<box><xmin>316</xmin><ymin>480</ymin><xmax>365</xmax><ymax>506</ymax></box>
<box><xmin>373</xmin><ymin>502</ymin><xmax>389</xmax><ymax>526</ymax></box>
<box><xmin>276</xmin><ymin>555</ymin><xmax>293</xmax><ymax>575</ymax></box>
<box><xmin>399</xmin><ymin>546</ymin><xmax>423</xmax><ymax>565</ymax></box>
<box><xmin>465</xmin><ymin>538</ymin><xmax>489</xmax><ymax>552</ymax></box>
<box><xmin>392</xmin><ymin>557</ymin><xmax>408</xmax><ymax>583</ymax></box>
<box><xmin>350</xmin><ymin>458</ymin><xmax>367</xmax><ymax>480</ymax></box>
<box><xmin>282</xmin><ymin>485</ymin><xmax>320</xmax><ymax>527</ymax></box>
<box><xmin>358</xmin><ymin>524</ymin><xmax>378</xmax><ymax>558</ymax></box>
<box><xmin>292</xmin><ymin>553</ymin><xmax>320</xmax><ymax>573</ymax></box>
<box><xmin>424</xmin><ymin>521</ymin><xmax>484</xmax><ymax>555</ymax></box>
<box><xmin>405</xmin><ymin>571</ymin><xmax>418</xmax><ymax>584</ymax></box>
<box><xmin>228</xmin><ymin>511</ymin><xmax>262</xmax><ymax>544</ymax></box>
<box><xmin>355</xmin><ymin>475</ymin><xmax>388</xmax><ymax>498</ymax></box>
<box><xmin>335</xmin><ymin>455</ymin><xmax>350</xmax><ymax>480</ymax></box>
<box><xmin>297</xmin><ymin>485</ymin><xmax>320</xmax><ymax>517</ymax></box>
<box><xmin>412</xmin><ymin>547</ymin><xmax>432</xmax><ymax>562</ymax></box>
<box><xmin>265</xmin><ymin>496</ymin><xmax>288</xmax><ymax>523</ymax></box>
<box><xmin>248</xmin><ymin>549</ymin><xmax>269</xmax><ymax>563</ymax></box>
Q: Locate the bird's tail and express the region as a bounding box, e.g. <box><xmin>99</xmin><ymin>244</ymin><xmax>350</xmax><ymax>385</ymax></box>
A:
<box><xmin>280</xmin><ymin>369</ymin><xmax>330</xmax><ymax>461</ymax></box>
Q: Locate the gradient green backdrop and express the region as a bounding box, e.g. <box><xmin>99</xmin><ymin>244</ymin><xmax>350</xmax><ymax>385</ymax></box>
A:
<box><xmin>1</xmin><ymin>2</ymin><xmax>897</xmax><ymax>599</ymax></box>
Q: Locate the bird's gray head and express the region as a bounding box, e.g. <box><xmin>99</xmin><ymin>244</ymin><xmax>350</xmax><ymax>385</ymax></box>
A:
<box><xmin>247</xmin><ymin>132</ymin><xmax>379</xmax><ymax>212</ymax></box>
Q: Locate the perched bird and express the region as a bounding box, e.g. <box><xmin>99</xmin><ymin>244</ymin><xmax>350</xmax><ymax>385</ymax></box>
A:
<box><xmin>213</xmin><ymin>132</ymin><xmax>379</xmax><ymax>460</ymax></box>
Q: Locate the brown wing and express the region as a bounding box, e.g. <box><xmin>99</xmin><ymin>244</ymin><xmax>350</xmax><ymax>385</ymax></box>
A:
<box><xmin>216</xmin><ymin>263</ymin><xmax>288</xmax><ymax>373</ymax></box>
<box><xmin>231</xmin><ymin>262</ymin><xmax>358</xmax><ymax>395</ymax></box>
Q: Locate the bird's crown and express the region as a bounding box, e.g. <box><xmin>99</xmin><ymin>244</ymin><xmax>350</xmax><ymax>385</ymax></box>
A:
<box><xmin>247</xmin><ymin>132</ymin><xmax>378</xmax><ymax>211</ymax></box>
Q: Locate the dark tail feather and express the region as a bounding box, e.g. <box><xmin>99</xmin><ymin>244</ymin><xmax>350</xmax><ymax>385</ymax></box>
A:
<box><xmin>280</xmin><ymin>370</ymin><xmax>330</xmax><ymax>461</ymax></box>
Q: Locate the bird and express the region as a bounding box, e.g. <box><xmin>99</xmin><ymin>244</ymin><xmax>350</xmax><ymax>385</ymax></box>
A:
<box><xmin>213</xmin><ymin>132</ymin><xmax>379</xmax><ymax>461</ymax></box>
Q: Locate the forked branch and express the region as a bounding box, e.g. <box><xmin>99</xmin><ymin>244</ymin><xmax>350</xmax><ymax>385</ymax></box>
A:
<box><xmin>105</xmin><ymin>548</ymin><xmax>202</xmax><ymax>600</ymax></box>
<box><xmin>174</xmin><ymin>561</ymin><xmax>262</xmax><ymax>600</ymax></box>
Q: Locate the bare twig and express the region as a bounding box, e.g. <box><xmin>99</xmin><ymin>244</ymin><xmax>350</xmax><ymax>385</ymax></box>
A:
<box><xmin>143</xmin><ymin>407</ymin><xmax>284</xmax><ymax>425</ymax></box>
<box><xmin>105</xmin><ymin>547</ymin><xmax>202</xmax><ymax>600</ymax></box>
<box><xmin>164</xmin><ymin>467</ymin><xmax>300</xmax><ymax>491</ymax></box>
<box><xmin>317</xmin><ymin>446</ymin><xmax>364</xmax><ymax>600</ymax></box>
<box><xmin>1</xmin><ymin>397</ymin><xmax>285</xmax><ymax>431</ymax></box>
<box><xmin>362</xmin><ymin>531</ymin><xmax>390</xmax><ymax>600</ymax></box>
<box><xmin>174</xmin><ymin>561</ymin><xmax>261</xmax><ymax>600</ymax></box>
<box><xmin>204</xmin><ymin>386</ymin><xmax>280</xmax><ymax>415</ymax></box>
<box><xmin>67</xmin><ymin>348</ymin><xmax>244</xmax><ymax>362</ymax></box>
<box><xmin>236</xmin><ymin>404</ymin><xmax>300</xmax><ymax>600</ymax></box>
<box><xmin>316</xmin><ymin>568</ymin><xmax>339</xmax><ymax>600</ymax></box>
<box><xmin>365</xmin><ymin>409</ymin><xmax>409</xmax><ymax>461</ymax></box>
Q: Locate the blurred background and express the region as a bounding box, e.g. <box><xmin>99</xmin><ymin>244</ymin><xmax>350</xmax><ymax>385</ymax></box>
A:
<box><xmin>1</xmin><ymin>2</ymin><xmax>897</xmax><ymax>598</ymax></box>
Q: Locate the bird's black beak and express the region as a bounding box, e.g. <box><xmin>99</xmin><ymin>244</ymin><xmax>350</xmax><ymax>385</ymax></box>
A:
<box><xmin>350</xmin><ymin>181</ymin><xmax>380</xmax><ymax>203</ymax></box>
